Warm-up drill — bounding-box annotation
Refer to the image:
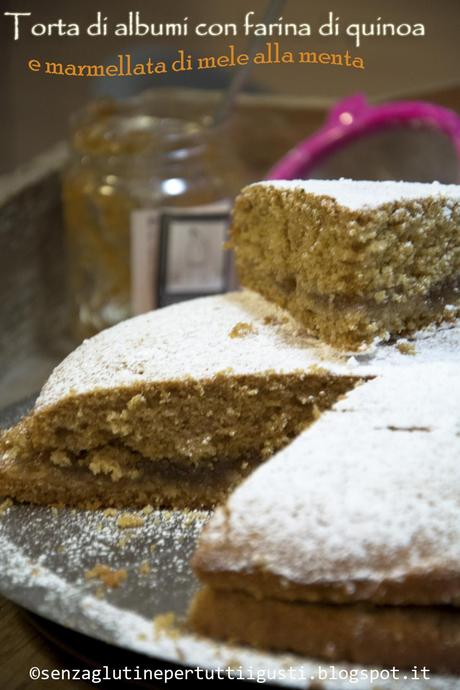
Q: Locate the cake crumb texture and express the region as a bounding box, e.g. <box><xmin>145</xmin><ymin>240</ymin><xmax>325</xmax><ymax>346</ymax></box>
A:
<box><xmin>231</xmin><ymin>180</ymin><xmax>460</xmax><ymax>349</ymax></box>
<box><xmin>229</xmin><ymin>322</ymin><xmax>257</xmax><ymax>338</ymax></box>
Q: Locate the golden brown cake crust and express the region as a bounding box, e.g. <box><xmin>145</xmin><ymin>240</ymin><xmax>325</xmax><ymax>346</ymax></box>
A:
<box><xmin>189</xmin><ymin>587</ymin><xmax>460</xmax><ymax>674</ymax></box>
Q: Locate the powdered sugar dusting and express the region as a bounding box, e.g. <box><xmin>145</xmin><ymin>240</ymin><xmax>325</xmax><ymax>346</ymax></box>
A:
<box><xmin>255</xmin><ymin>179</ymin><xmax>460</xmax><ymax>211</ymax></box>
<box><xmin>37</xmin><ymin>291</ymin><xmax>345</xmax><ymax>409</ymax></box>
<box><xmin>36</xmin><ymin>290</ymin><xmax>460</xmax><ymax>410</ymax></box>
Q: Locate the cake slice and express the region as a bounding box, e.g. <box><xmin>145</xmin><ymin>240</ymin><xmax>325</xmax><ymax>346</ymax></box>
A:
<box><xmin>0</xmin><ymin>291</ymin><xmax>359</xmax><ymax>509</ymax></box>
<box><xmin>231</xmin><ymin>179</ymin><xmax>460</xmax><ymax>351</ymax></box>
<box><xmin>189</xmin><ymin>356</ymin><xmax>460</xmax><ymax>672</ymax></box>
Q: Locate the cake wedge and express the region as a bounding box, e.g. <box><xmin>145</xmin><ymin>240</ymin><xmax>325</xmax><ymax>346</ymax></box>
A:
<box><xmin>0</xmin><ymin>290</ymin><xmax>360</xmax><ymax>509</ymax></box>
<box><xmin>190</xmin><ymin>355</ymin><xmax>460</xmax><ymax>672</ymax></box>
<box><xmin>231</xmin><ymin>179</ymin><xmax>460</xmax><ymax>350</ymax></box>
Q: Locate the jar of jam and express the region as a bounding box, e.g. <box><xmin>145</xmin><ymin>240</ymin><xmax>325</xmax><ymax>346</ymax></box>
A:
<box><xmin>62</xmin><ymin>89</ymin><xmax>244</xmax><ymax>339</ymax></box>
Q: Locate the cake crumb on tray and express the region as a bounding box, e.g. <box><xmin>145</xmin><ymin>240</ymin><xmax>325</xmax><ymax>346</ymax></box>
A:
<box><xmin>85</xmin><ymin>563</ymin><xmax>128</xmax><ymax>588</ymax></box>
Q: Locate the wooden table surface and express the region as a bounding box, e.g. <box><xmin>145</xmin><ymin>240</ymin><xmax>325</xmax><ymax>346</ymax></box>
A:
<box><xmin>0</xmin><ymin>596</ymin><xmax>99</xmax><ymax>689</ymax></box>
<box><xmin>0</xmin><ymin>596</ymin><xmax>239</xmax><ymax>689</ymax></box>
<box><xmin>0</xmin><ymin>595</ymin><xmax>186</xmax><ymax>689</ymax></box>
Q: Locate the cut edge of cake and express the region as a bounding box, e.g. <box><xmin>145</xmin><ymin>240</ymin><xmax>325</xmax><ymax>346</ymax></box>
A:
<box><xmin>189</xmin><ymin>586</ymin><xmax>460</xmax><ymax>674</ymax></box>
<box><xmin>0</xmin><ymin>291</ymin><xmax>363</xmax><ymax>510</ymax></box>
<box><xmin>231</xmin><ymin>179</ymin><xmax>460</xmax><ymax>351</ymax></box>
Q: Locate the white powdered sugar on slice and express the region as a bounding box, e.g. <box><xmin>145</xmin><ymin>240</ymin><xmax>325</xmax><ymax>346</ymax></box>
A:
<box><xmin>37</xmin><ymin>290</ymin><xmax>347</xmax><ymax>409</ymax></box>
<box><xmin>254</xmin><ymin>179</ymin><xmax>460</xmax><ymax>211</ymax></box>
<box><xmin>36</xmin><ymin>290</ymin><xmax>460</xmax><ymax>410</ymax></box>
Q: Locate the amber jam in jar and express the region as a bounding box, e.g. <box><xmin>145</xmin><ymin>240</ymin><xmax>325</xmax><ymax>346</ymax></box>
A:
<box><xmin>63</xmin><ymin>89</ymin><xmax>243</xmax><ymax>338</ymax></box>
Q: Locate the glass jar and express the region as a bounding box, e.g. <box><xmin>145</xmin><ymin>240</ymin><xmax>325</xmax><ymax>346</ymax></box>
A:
<box><xmin>62</xmin><ymin>89</ymin><xmax>244</xmax><ymax>339</ymax></box>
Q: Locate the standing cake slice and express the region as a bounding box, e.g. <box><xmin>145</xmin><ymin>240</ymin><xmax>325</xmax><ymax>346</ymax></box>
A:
<box><xmin>231</xmin><ymin>179</ymin><xmax>460</xmax><ymax>350</ymax></box>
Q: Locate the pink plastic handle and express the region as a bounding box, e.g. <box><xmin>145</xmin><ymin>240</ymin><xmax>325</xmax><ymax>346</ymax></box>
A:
<box><xmin>267</xmin><ymin>93</ymin><xmax>460</xmax><ymax>181</ymax></box>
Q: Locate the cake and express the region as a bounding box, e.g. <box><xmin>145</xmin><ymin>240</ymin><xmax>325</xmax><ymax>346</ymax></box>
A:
<box><xmin>0</xmin><ymin>290</ymin><xmax>360</xmax><ymax>509</ymax></box>
<box><xmin>2</xmin><ymin>176</ymin><xmax>460</xmax><ymax>672</ymax></box>
<box><xmin>231</xmin><ymin>179</ymin><xmax>460</xmax><ymax>351</ymax></box>
<box><xmin>190</xmin><ymin>349</ymin><xmax>460</xmax><ymax>673</ymax></box>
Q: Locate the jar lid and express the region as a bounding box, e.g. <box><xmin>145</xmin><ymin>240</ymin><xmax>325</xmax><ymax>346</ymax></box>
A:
<box><xmin>71</xmin><ymin>88</ymin><xmax>218</xmax><ymax>158</ymax></box>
